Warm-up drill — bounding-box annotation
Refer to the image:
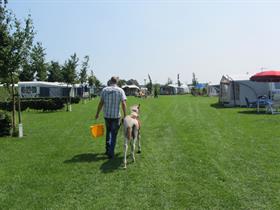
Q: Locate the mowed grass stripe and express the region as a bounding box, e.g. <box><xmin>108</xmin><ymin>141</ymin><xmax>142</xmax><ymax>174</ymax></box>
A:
<box><xmin>0</xmin><ymin>95</ymin><xmax>280</xmax><ymax>209</ymax></box>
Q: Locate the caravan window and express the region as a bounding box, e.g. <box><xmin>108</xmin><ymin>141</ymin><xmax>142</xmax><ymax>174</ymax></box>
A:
<box><xmin>274</xmin><ymin>83</ymin><xmax>280</xmax><ymax>89</ymax></box>
<box><xmin>21</xmin><ymin>86</ymin><xmax>36</xmax><ymax>94</ymax></box>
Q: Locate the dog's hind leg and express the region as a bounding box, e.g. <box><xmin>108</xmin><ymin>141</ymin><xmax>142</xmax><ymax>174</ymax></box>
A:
<box><xmin>131</xmin><ymin>128</ymin><xmax>138</xmax><ymax>162</ymax></box>
<box><xmin>137</xmin><ymin>121</ymin><xmax>141</xmax><ymax>153</ymax></box>
<box><xmin>124</xmin><ymin>127</ymin><xmax>131</xmax><ymax>169</ymax></box>
<box><xmin>137</xmin><ymin>132</ymin><xmax>141</xmax><ymax>154</ymax></box>
<box><xmin>130</xmin><ymin>138</ymin><xmax>136</xmax><ymax>162</ymax></box>
<box><xmin>124</xmin><ymin>138</ymin><xmax>128</xmax><ymax>169</ymax></box>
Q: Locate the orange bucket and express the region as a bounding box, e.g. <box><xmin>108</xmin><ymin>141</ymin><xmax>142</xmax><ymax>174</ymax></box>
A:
<box><xmin>90</xmin><ymin>124</ymin><xmax>104</xmax><ymax>138</ymax></box>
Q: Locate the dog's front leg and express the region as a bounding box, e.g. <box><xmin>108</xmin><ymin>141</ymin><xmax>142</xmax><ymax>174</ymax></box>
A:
<box><xmin>124</xmin><ymin>138</ymin><xmax>128</xmax><ymax>169</ymax></box>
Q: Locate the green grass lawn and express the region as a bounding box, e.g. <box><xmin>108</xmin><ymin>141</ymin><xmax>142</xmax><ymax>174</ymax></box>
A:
<box><xmin>1</xmin><ymin>95</ymin><xmax>280</xmax><ymax>209</ymax></box>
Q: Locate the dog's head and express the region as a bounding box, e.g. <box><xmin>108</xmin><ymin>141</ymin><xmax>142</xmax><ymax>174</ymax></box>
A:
<box><xmin>130</xmin><ymin>104</ymin><xmax>140</xmax><ymax>113</ymax></box>
<box><xmin>130</xmin><ymin>104</ymin><xmax>140</xmax><ymax>118</ymax></box>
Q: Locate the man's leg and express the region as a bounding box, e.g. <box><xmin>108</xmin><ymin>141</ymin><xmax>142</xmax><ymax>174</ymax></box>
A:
<box><xmin>104</xmin><ymin>118</ymin><xmax>111</xmax><ymax>155</ymax></box>
<box><xmin>109</xmin><ymin>118</ymin><xmax>120</xmax><ymax>158</ymax></box>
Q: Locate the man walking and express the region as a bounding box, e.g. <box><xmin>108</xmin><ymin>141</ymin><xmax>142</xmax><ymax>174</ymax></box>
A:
<box><xmin>95</xmin><ymin>76</ymin><xmax>127</xmax><ymax>159</ymax></box>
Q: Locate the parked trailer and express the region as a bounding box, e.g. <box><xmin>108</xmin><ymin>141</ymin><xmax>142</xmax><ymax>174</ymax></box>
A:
<box><xmin>18</xmin><ymin>81</ymin><xmax>91</xmax><ymax>98</ymax></box>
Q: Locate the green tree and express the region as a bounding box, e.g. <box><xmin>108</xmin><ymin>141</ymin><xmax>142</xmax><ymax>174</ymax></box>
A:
<box><xmin>117</xmin><ymin>79</ymin><xmax>126</xmax><ymax>87</ymax></box>
<box><xmin>154</xmin><ymin>83</ymin><xmax>160</xmax><ymax>98</ymax></box>
<box><xmin>31</xmin><ymin>42</ymin><xmax>47</xmax><ymax>81</ymax></box>
<box><xmin>79</xmin><ymin>55</ymin><xmax>89</xmax><ymax>84</ymax></box>
<box><xmin>93</xmin><ymin>77</ymin><xmax>102</xmax><ymax>89</ymax></box>
<box><xmin>79</xmin><ymin>55</ymin><xmax>89</xmax><ymax>99</ymax></box>
<box><xmin>192</xmin><ymin>72</ymin><xmax>198</xmax><ymax>86</ymax></box>
<box><xmin>177</xmin><ymin>74</ymin><xmax>181</xmax><ymax>87</ymax></box>
<box><xmin>88</xmin><ymin>70</ymin><xmax>102</xmax><ymax>96</ymax></box>
<box><xmin>47</xmin><ymin>61</ymin><xmax>63</xmax><ymax>82</ymax></box>
<box><xmin>166</xmin><ymin>77</ymin><xmax>173</xmax><ymax>85</ymax></box>
<box><xmin>62</xmin><ymin>53</ymin><xmax>79</xmax><ymax>111</ymax></box>
<box><xmin>88</xmin><ymin>71</ymin><xmax>94</xmax><ymax>88</ymax></box>
<box><xmin>126</xmin><ymin>79</ymin><xmax>139</xmax><ymax>86</ymax></box>
<box><xmin>0</xmin><ymin>2</ymin><xmax>34</xmax><ymax>135</ymax></box>
<box><xmin>19</xmin><ymin>62</ymin><xmax>33</xmax><ymax>81</ymax></box>
<box><xmin>146</xmin><ymin>74</ymin><xmax>153</xmax><ymax>95</ymax></box>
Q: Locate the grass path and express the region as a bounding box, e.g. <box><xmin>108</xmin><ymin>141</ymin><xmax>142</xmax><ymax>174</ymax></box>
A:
<box><xmin>1</xmin><ymin>95</ymin><xmax>280</xmax><ymax>209</ymax></box>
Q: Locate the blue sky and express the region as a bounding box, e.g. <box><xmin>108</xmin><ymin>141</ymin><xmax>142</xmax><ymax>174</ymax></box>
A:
<box><xmin>8</xmin><ymin>0</ymin><xmax>280</xmax><ymax>85</ymax></box>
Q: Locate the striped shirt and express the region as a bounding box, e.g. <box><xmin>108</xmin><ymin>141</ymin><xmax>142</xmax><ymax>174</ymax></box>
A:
<box><xmin>101</xmin><ymin>84</ymin><xmax>127</xmax><ymax>119</ymax></box>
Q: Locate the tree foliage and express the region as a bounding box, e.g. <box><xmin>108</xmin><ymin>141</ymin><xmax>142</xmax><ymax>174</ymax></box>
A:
<box><xmin>62</xmin><ymin>53</ymin><xmax>78</xmax><ymax>85</ymax></box>
<box><xmin>192</xmin><ymin>72</ymin><xmax>198</xmax><ymax>86</ymax></box>
<box><xmin>177</xmin><ymin>74</ymin><xmax>181</xmax><ymax>87</ymax></box>
<box><xmin>126</xmin><ymin>79</ymin><xmax>139</xmax><ymax>86</ymax></box>
<box><xmin>166</xmin><ymin>77</ymin><xmax>173</xmax><ymax>85</ymax></box>
<box><xmin>19</xmin><ymin>62</ymin><xmax>33</xmax><ymax>81</ymax></box>
<box><xmin>117</xmin><ymin>79</ymin><xmax>126</xmax><ymax>87</ymax></box>
<box><xmin>0</xmin><ymin>14</ymin><xmax>34</xmax><ymax>85</ymax></box>
<box><xmin>88</xmin><ymin>70</ymin><xmax>101</xmax><ymax>88</ymax></box>
<box><xmin>79</xmin><ymin>55</ymin><xmax>89</xmax><ymax>84</ymax></box>
<box><xmin>146</xmin><ymin>74</ymin><xmax>153</xmax><ymax>94</ymax></box>
<box><xmin>62</xmin><ymin>53</ymin><xmax>79</xmax><ymax>111</ymax></box>
<box><xmin>47</xmin><ymin>61</ymin><xmax>63</xmax><ymax>82</ymax></box>
<box><xmin>30</xmin><ymin>42</ymin><xmax>47</xmax><ymax>81</ymax></box>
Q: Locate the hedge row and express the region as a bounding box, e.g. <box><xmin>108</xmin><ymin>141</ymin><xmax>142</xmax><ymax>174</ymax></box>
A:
<box><xmin>0</xmin><ymin>111</ymin><xmax>11</xmax><ymax>137</ymax></box>
<box><xmin>0</xmin><ymin>97</ymin><xmax>81</xmax><ymax>112</ymax></box>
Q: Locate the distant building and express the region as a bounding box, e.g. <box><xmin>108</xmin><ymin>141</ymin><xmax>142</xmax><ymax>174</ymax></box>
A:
<box><xmin>160</xmin><ymin>84</ymin><xmax>190</xmax><ymax>95</ymax></box>
<box><xmin>122</xmin><ymin>85</ymin><xmax>140</xmax><ymax>96</ymax></box>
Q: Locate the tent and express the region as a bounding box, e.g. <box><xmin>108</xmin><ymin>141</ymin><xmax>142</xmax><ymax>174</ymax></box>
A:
<box><xmin>177</xmin><ymin>84</ymin><xmax>190</xmax><ymax>94</ymax></box>
<box><xmin>160</xmin><ymin>84</ymin><xmax>177</xmax><ymax>95</ymax></box>
<box><xmin>219</xmin><ymin>74</ymin><xmax>272</xmax><ymax>107</ymax></box>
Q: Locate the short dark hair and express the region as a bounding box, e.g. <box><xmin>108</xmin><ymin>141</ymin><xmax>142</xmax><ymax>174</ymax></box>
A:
<box><xmin>110</xmin><ymin>76</ymin><xmax>119</xmax><ymax>84</ymax></box>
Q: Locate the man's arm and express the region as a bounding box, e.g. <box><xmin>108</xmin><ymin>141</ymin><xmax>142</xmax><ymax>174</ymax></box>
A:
<box><xmin>121</xmin><ymin>100</ymin><xmax>127</xmax><ymax>118</ymax></box>
<box><xmin>95</xmin><ymin>99</ymin><xmax>104</xmax><ymax>119</ymax></box>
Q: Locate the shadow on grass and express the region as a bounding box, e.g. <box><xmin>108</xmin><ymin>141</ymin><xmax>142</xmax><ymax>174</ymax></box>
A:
<box><xmin>64</xmin><ymin>153</ymin><xmax>107</xmax><ymax>163</ymax></box>
<box><xmin>100</xmin><ymin>153</ymin><xmax>122</xmax><ymax>173</ymax></box>
<box><xmin>238</xmin><ymin>110</ymin><xmax>267</xmax><ymax>115</ymax></box>
<box><xmin>210</xmin><ymin>103</ymin><xmax>226</xmax><ymax>109</ymax></box>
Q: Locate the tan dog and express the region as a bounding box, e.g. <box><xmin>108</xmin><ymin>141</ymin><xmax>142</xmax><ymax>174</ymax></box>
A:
<box><xmin>123</xmin><ymin>104</ymin><xmax>141</xmax><ymax>169</ymax></box>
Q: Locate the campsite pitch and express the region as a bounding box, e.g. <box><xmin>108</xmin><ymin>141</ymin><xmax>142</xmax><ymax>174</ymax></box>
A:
<box><xmin>0</xmin><ymin>95</ymin><xmax>280</xmax><ymax>209</ymax></box>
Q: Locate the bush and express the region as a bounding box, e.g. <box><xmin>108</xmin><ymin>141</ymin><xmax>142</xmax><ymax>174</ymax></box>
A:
<box><xmin>71</xmin><ymin>97</ymin><xmax>81</xmax><ymax>104</ymax></box>
<box><xmin>0</xmin><ymin>97</ymin><xmax>82</xmax><ymax>112</ymax></box>
<box><xmin>0</xmin><ymin>98</ymin><xmax>65</xmax><ymax>112</ymax></box>
<box><xmin>0</xmin><ymin>111</ymin><xmax>11</xmax><ymax>137</ymax></box>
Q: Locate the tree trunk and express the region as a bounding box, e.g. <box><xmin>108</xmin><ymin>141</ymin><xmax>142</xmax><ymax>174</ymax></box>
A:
<box><xmin>11</xmin><ymin>82</ymin><xmax>17</xmax><ymax>136</ymax></box>
<box><xmin>69</xmin><ymin>84</ymin><xmax>72</xmax><ymax>111</ymax></box>
<box><xmin>66</xmin><ymin>84</ymin><xmax>69</xmax><ymax>111</ymax></box>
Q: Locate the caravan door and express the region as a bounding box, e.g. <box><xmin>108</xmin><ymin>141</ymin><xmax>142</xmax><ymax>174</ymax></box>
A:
<box><xmin>220</xmin><ymin>83</ymin><xmax>231</xmax><ymax>105</ymax></box>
